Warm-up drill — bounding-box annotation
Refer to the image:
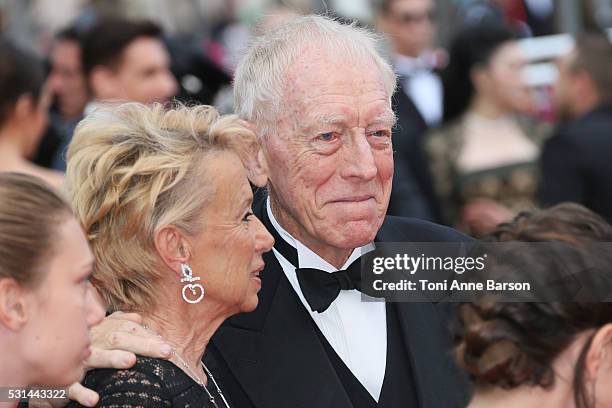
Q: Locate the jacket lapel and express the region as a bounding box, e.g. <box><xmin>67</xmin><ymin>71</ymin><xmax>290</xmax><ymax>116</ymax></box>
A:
<box><xmin>393</xmin><ymin>301</ymin><xmax>469</xmax><ymax>408</ymax></box>
<box><xmin>211</xmin><ymin>193</ymin><xmax>353</xmax><ymax>408</ymax></box>
<box><xmin>375</xmin><ymin>218</ymin><xmax>469</xmax><ymax>408</ymax></box>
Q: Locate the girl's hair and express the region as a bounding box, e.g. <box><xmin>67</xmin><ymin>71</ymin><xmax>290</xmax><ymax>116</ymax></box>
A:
<box><xmin>0</xmin><ymin>172</ymin><xmax>72</xmax><ymax>287</ymax></box>
<box><xmin>455</xmin><ymin>203</ymin><xmax>612</xmax><ymax>408</ymax></box>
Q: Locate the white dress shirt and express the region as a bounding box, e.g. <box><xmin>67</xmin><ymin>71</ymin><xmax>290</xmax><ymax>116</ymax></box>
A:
<box><xmin>394</xmin><ymin>53</ymin><xmax>443</xmax><ymax>127</ymax></box>
<box><xmin>266</xmin><ymin>198</ymin><xmax>387</xmax><ymax>401</ymax></box>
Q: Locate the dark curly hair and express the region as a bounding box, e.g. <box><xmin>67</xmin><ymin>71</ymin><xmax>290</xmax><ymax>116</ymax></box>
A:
<box><xmin>455</xmin><ymin>203</ymin><xmax>612</xmax><ymax>408</ymax></box>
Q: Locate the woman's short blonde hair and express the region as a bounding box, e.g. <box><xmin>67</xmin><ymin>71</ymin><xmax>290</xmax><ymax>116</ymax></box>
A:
<box><xmin>65</xmin><ymin>103</ymin><xmax>257</xmax><ymax>311</ymax></box>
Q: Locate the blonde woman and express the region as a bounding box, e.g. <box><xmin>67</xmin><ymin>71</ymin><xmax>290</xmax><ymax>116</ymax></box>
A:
<box><xmin>0</xmin><ymin>173</ymin><xmax>104</xmax><ymax>408</ymax></box>
<box><xmin>64</xmin><ymin>103</ymin><xmax>273</xmax><ymax>407</ymax></box>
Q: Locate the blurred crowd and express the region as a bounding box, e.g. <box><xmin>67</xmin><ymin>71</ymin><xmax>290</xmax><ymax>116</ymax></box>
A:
<box><xmin>1</xmin><ymin>0</ymin><xmax>611</xmax><ymax>235</ymax></box>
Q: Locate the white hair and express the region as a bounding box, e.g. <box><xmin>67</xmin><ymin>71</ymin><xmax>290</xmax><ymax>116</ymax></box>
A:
<box><xmin>233</xmin><ymin>14</ymin><xmax>397</xmax><ymax>136</ymax></box>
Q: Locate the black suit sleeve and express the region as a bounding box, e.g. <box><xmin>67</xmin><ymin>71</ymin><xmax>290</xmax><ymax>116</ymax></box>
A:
<box><xmin>538</xmin><ymin>132</ymin><xmax>586</xmax><ymax>206</ymax></box>
<box><xmin>388</xmin><ymin>158</ymin><xmax>436</xmax><ymax>219</ymax></box>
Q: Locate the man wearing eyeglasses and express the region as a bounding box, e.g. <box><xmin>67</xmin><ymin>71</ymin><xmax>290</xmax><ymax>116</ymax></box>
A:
<box><xmin>377</xmin><ymin>0</ymin><xmax>444</xmax><ymax>222</ymax></box>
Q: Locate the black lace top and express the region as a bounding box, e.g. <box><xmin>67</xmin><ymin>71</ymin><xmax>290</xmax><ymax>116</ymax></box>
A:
<box><xmin>67</xmin><ymin>356</ymin><xmax>225</xmax><ymax>408</ymax></box>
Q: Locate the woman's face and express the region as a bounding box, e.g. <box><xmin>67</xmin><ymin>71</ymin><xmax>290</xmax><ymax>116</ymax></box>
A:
<box><xmin>477</xmin><ymin>42</ymin><xmax>533</xmax><ymax>114</ymax></box>
<box><xmin>189</xmin><ymin>151</ymin><xmax>274</xmax><ymax>314</ymax></box>
<box><xmin>20</xmin><ymin>217</ymin><xmax>105</xmax><ymax>387</ymax></box>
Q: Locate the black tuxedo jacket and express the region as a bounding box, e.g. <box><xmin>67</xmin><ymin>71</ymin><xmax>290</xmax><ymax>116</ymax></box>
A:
<box><xmin>539</xmin><ymin>104</ymin><xmax>612</xmax><ymax>224</ymax></box>
<box><xmin>206</xmin><ymin>193</ymin><xmax>471</xmax><ymax>408</ymax></box>
<box><xmin>388</xmin><ymin>79</ymin><xmax>443</xmax><ymax>223</ymax></box>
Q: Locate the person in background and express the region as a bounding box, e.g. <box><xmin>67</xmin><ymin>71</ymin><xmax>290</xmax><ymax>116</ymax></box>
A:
<box><xmin>34</xmin><ymin>26</ymin><xmax>89</xmax><ymax>171</ymax></box>
<box><xmin>378</xmin><ymin>0</ymin><xmax>443</xmax><ymax>127</ymax></box>
<box><xmin>377</xmin><ymin>0</ymin><xmax>443</xmax><ymax>220</ymax></box>
<box><xmin>0</xmin><ymin>38</ymin><xmax>62</xmax><ymax>188</ymax></box>
<box><xmin>49</xmin><ymin>26</ymin><xmax>89</xmax><ymax>125</ymax></box>
<box><xmin>63</xmin><ymin>103</ymin><xmax>273</xmax><ymax>407</ymax></box>
<box><xmin>539</xmin><ymin>33</ymin><xmax>612</xmax><ymax>224</ymax></box>
<box><xmin>459</xmin><ymin>0</ymin><xmax>556</xmax><ymax>39</ymax></box>
<box><xmin>459</xmin><ymin>0</ymin><xmax>506</xmax><ymax>27</ymax></box>
<box><xmin>0</xmin><ymin>173</ymin><xmax>104</xmax><ymax>408</ymax></box>
<box><xmin>426</xmin><ymin>24</ymin><xmax>547</xmax><ymax>236</ymax></box>
<box><xmin>80</xmin><ymin>18</ymin><xmax>177</xmax><ymax>111</ymax></box>
<box><xmin>456</xmin><ymin>203</ymin><xmax>612</xmax><ymax>408</ymax></box>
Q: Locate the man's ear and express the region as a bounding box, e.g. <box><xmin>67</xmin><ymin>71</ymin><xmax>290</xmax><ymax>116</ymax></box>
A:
<box><xmin>244</xmin><ymin>121</ymin><xmax>269</xmax><ymax>188</ymax></box>
<box><xmin>89</xmin><ymin>66</ymin><xmax>120</xmax><ymax>100</ymax></box>
<box><xmin>153</xmin><ymin>225</ymin><xmax>192</xmax><ymax>279</ymax></box>
<box><xmin>585</xmin><ymin>323</ymin><xmax>612</xmax><ymax>382</ymax></box>
<box><xmin>248</xmin><ymin>147</ymin><xmax>270</xmax><ymax>188</ymax></box>
<box><xmin>0</xmin><ymin>278</ymin><xmax>29</xmax><ymax>332</ymax></box>
<box><xmin>376</xmin><ymin>13</ymin><xmax>392</xmax><ymax>34</ymax></box>
<box><xmin>12</xmin><ymin>94</ymin><xmax>36</xmax><ymax>122</ymax></box>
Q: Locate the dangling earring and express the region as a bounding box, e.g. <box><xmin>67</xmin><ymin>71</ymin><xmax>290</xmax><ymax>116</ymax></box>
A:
<box><xmin>180</xmin><ymin>263</ymin><xmax>204</xmax><ymax>304</ymax></box>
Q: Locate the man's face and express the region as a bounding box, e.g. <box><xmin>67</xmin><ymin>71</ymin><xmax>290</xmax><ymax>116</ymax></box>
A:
<box><xmin>112</xmin><ymin>37</ymin><xmax>177</xmax><ymax>104</ymax></box>
<box><xmin>554</xmin><ymin>50</ymin><xmax>579</xmax><ymax>121</ymax></box>
<box><xmin>48</xmin><ymin>40</ymin><xmax>89</xmax><ymax>119</ymax></box>
<box><xmin>262</xmin><ymin>47</ymin><xmax>395</xmax><ymax>252</ymax></box>
<box><xmin>382</xmin><ymin>0</ymin><xmax>435</xmax><ymax>58</ymax></box>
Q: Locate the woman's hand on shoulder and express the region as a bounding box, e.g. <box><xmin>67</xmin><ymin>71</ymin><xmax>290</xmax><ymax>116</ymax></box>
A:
<box><xmin>86</xmin><ymin>311</ymin><xmax>173</xmax><ymax>368</ymax></box>
<box><xmin>62</xmin><ymin>311</ymin><xmax>173</xmax><ymax>407</ymax></box>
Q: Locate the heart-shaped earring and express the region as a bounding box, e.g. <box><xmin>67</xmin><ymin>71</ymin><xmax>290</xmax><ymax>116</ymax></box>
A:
<box><xmin>180</xmin><ymin>263</ymin><xmax>204</xmax><ymax>304</ymax></box>
<box><xmin>182</xmin><ymin>283</ymin><xmax>204</xmax><ymax>304</ymax></box>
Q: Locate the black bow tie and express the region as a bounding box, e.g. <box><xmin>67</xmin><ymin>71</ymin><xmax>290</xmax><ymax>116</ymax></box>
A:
<box><xmin>260</xmin><ymin>205</ymin><xmax>366</xmax><ymax>313</ymax></box>
<box><xmin>296</xmin><ymin>260</ymin><xmax>363</xmax><ymax>313</ymax></box>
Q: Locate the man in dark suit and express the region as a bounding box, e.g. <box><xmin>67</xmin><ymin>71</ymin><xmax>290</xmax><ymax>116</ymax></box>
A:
<box><xmin>539</xmin><ymin>34</ymin><xmax>612</xmax><ymax>223</ymax></box>
<box><xmin>204</xmin><ymin>15</ymin><xmax>469</xmax><ymax>408</ymax></box>
<box><xmin>377</xmin><ymin>0</ymin><xmax>443</xmax><ymax>221</ymax></box>
<box><xmin>63</xmin><ymin>15</ymin><xmax>470</xmax><ymax>408</ymax></box>
<box><xmin>205</xmin><ymin>191</ymin><xmax>470</xmax><ymax>408</ymax></box>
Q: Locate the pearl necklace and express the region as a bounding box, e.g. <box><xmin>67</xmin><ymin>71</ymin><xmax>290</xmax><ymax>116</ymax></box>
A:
<box><xmin>142</xmin><ymin>325</ymin><xmax>231</xmax><ymax>408</ymax></box>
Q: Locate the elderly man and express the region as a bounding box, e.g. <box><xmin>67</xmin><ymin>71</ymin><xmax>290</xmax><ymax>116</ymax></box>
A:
<box><xmin>63</xmin><ymin>16</ymin><xmax>469</xmax><ymax>408</ymax></box>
